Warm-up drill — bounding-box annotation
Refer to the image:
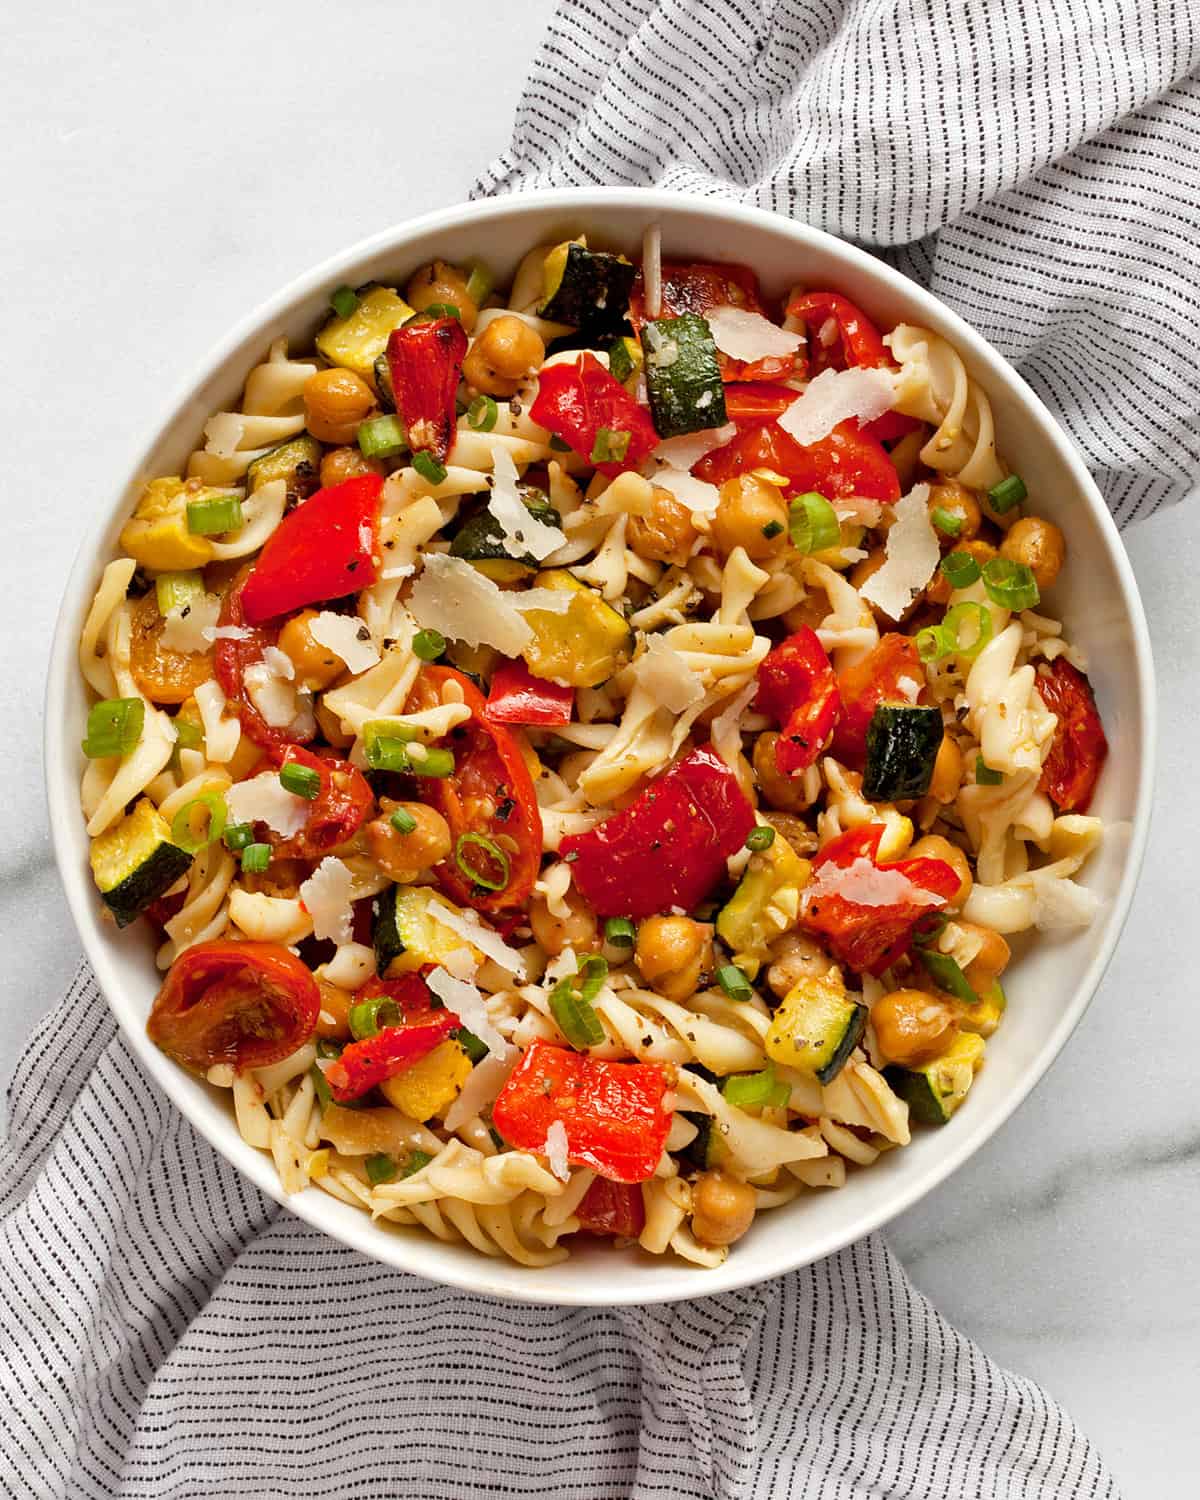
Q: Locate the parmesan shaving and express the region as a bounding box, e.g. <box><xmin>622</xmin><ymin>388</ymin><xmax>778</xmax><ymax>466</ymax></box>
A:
<box><xmin>262</xmin><ymin>646</ymin><xmax>295</xmax><ymax>681</ymax></box>
<box><xmin>652</xmin><ymin>423</ymin><xmax>737</xmax><ymax>469</ymax></box>
<box><xmin>803</xmin><ymin>856</ymin><xmax>944</xmax><ymax>911</ymax></box>
<box><xmin>430</xmin><ymin>900</ymin><xmax>528</xmax><ymax>978</ymax></box>
<box><xmin>543</xmin><ymin>1120</ymin><xmax>570</xmax><ymax>1181</ymax></box>
<box><xmin>299</xmin><ymin>858</ymin><xmax>355</xmax><ymax>945</ymax></box>
<box><xmin>443</xmin><ymin>1051</ymin><xmax>520</xmax><ymax>1132</ymax></box>
<box><xmin>426</xmin><ymin>967</ymin><xmax>512</xmax><ymax>1058</ymax></box>
<box><xmin>193</xmin><ymin>678</ymin><xmax>240</xmax><ymax>764</ymax></box>
<box><xmin>203</xmin><ymin>413</ymin><xmax>245</xmax><ymax>460</ymax></box>
<box><xmin>632</xmin><ymin>634</ymin><xmax>706</xmax><ymax>714</ymax></box>
<box><xmin>706</xmin><ymin>307</ymin><xmax>804</xmax><ymax>363</ymax></box>
<box><xmin>205</xmin><ymin>624</ymin><xmax>255</xmax><ymax>642</ymax></box>
<box><xmin>486</xmin><ymin>446</ymin><xmax>562</xmax><ymax>562</ymax></box>
<box><xmin>225</xmin><ymin>771</ymin><xmax>310</xmax><ymax>838</ymax></box>
<box><xmin>777</xmin><ymin>366</ymin><xmax>897</xmax><ymax>448</ymax></box>
<box><xmin>859</xmin><ymin>484</ymin><xmax>938</xmax><ymax>622</ymax></box>
<box><xmin>651</xmin><ymin>464</ymin><xmax>722</xmax><ymax>516</ymax></box>
<box><xmin>159</xmin><ymin>594</ymin><xmax>220</xmax><ymax>655</ymax></box>
<box><xmin>406</xmin><ymin>553</ymin><xmax>534</xmax><ymax>655</ymax></box>
<box><xmin>309</xmin><ymin>611</ymin><xmax>381</xmax><ymax>674</ymax></box>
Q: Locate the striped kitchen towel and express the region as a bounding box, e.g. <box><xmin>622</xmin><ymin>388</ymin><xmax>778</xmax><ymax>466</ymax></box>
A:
<box><xmin>9</xmin><ymin>0</ymin><xmax>1198</xmax><ymax>1493</ymax></box>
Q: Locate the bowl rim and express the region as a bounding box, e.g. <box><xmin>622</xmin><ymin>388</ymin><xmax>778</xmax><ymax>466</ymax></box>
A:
<box><xmin>44</xmin><ymin>186</ymin><xmax>1157</xmax><ymax>1304</ymax></box>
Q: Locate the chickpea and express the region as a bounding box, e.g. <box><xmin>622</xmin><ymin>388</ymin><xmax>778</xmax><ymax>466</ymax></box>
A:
<box><xmin>365</xmin><ymin>800</ymin><xmax>452</xmax><ymax>884</ymax></box>
<box><xmin>320</xmin><ymin>445</ymin><xmax>382</xmax><ymax>489</ymax></box>
<box><xmin>627</xmin><ymin>485</ymin><xmax>697</xmax><ymax>566</ymax></box>
<box><xmin>958</xmin><ymin>922</ymin><xmax>1011</xmax><ymax>994</ymax></box>
<box><xmin>927</xmin><ymin>479</ymin><xmax>982</xmax><ymax>545</ymax></box>
<box><xmin>710</xmin><ymin>474</ymin><xmax>789</xmax><ymax>561</ymax></box>
<box><xmin>752</xmin><ymin>732</ymin><xmax>815</xmax><ymax>814</ymax></box>
<box><xmin>530</xmin><ymin>886</ymin><xmax>599</xmax><ymax>957</ymax></box>
<box><xmin>315</xmin><ymin>977</ymin><xmax>353</xmax><ymax>1041</ymax></box>
<box><xmin>691</xmin><ymin>1170</ymin><xmax>757</xmax><ymax>1248</ymax></box>
<box><xmin>406</xmin><ymin>259</ymin><xmax>479</xmax><ymax>333</ymax></box>
<box><xmin>907</xmin><ymin>834</ymin><xmax>972</xmax><ymax>907</ymax></box>
<box><xmin>923</xmin><ymin>538</ymin><xmax>997</xmax><ymax>607</ymax></box>
<box><xmin>314</xmin><ymin>699</ymin><xmax>353</xmax><ymax>750</ymax></box>
<box><xmin>927</xmin><ymin>735</ymin><xmax>963</xmax><ymax>805</ymax></box>
<box><xmin>462</xmin><ymin>315</ymin><xmax>544</xmax><ymax>397</ymax></box>
<box><xmin>303</xmin><ymin>367</ymin><xmax>376</xmax><ymax>444</ymax></box>
<box><xmin>635</xmin><ymin>916</ymin><xmax>714</xmax><ymax>1003</ymax></box>
<box><xmin>276</xmin><ymin>608</ymin><xmax>345</xmax><ymax>692</ymax></box>
<box><xmin>1000</xmin><ymin>515</ymin><xmax>1066</xmax><ymax>593</ymax></box>
<box><xmin>871</xmin><ymin>988</ymin><xmax>959</xmax><ymax>1067</ymax></box>
<box><xmin>765</xmin><ymin>929</ymin><xmax>838</xmax><ymax>1000</ymax></box>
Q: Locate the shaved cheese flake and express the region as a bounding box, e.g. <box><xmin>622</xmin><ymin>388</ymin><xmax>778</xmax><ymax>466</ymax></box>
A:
<box><xmin>652</xmin><ymin>464</ymin><xmax>722</xmax><ymax>516</ymax></box>
<box><xmin>426</xmin><ymin>967</ymin><xmax>512</xmax><ymax>1058</ymax></box>
<box><xmin>203</xmin><ymin>413</ymin><xmax>245</xmax><ymax>459</ymax></box>
<box><xmin>299</xmin><ymin>858</ymin><xmax>355</xmax><ymax>945</ymax></box>
<box><xmin>407</xmin><ymin>553</ymin><xmax>533</xmax><ymax>655</ymax></box>
<box><xmin>225</xmin><ymin>771</ymin><xmax>310</xmax><ymax>838</ymax></box>
<box><xmin>859</xmin><ymin>483</ymin><xmax>938</xmax><ymax>622</ymax></box>
<box><xmin>486</xmin><ymin>446</ymin><xmax>562</xmax><ymax>562</ymax></box>
<box><xmin>430</xmin><ymin>900</ymin><xmax>528</xmax><ymax>978</ymax></box>
<box><xmin>706</xmin><ymin>306</ymin><xmax>804</xmax><ymax>363</ymax></box>
<box><xmin>633</xmin><ymin>634</ymin><xmax>705</xmax><ymax>714</ymax></box>
<box><xmin>543</xmin><ymin>1120</ymin><xmax>569</xmax><ymax>1181</ymax></box>
<box><xmin>443</xmin><ymin>1051</ymin><xmax>520</xmax><ymax>1132</ymax></box>
<box><xmin>205</xmin><ymin>624</ymin><xmax>255</xmax><ymax>642</ymax></box>
<box><xmin>803</xmin><ymin>855</ymin><xmax>943</xmax><ymax>912</ymax></box>
<box><xmin>309</xmin><ymin>611</ymin><xmax>381</xmax><ymax>674</ymax></box>
<box><xmin>262</xmin><ymin>645</ymin><xmax>294</xmax><ymax>681</ymax></box>
<box><xmin>159</xmin><ymin>593</ymin><xmax>220</xmax><ymax>655</ymax></box>
<box><xmin>243</xmin><ymin>662</ymin><xmax>296</xmax><ymax>727</ymax></box>
<box><xmin>777</xmin><ymin>366</ymin><xmax>897</xmax><ymax>448</ymax></box>
<box><xmin>653</xmin><ymin>423</ymin><xmax>737</xmax><ymax>469</ymax></box>
<box><xmin>511</xmin><ymin>588</ymin><xmax>573</xmax><ymax>615</ymax></box>
<box><xmin>194</xmin><ymin>678</ymin><xmax>240</xmax><ymax>764</ymax></box>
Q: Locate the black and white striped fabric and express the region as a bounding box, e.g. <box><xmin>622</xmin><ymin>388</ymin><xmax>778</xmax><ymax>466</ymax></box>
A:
<box><xmin>13</xmin><ymin>1</ymin><xmax>1197</xmax><ymax>1493</ymax></box>
<box><xmin>2</xmin><ymin>967</ymin><xmax>1119</xmax><ymax>1498</ymax></box>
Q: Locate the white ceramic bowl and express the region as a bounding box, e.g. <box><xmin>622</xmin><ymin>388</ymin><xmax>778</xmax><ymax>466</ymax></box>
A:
<box><xmin>45</xmin><ymin>188</ymin><xmax>1155</xmax><ymax>1304</ymax></box>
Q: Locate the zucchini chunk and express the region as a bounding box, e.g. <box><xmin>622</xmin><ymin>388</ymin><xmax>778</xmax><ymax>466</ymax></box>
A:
<box><xmin>765</xmin><ymin>974</ymin><xmax>866</xmax><ymax>1085</ymax></box>
<box><xmin>716</xmin><ymin>836</ymin><xmax>811</xmax><ymax>980</ymax></box>
<box><xmin>640</xmin><ymin>314</ymin><xmax>727</xmax><ymax>437</ymax></box>
<box><xmin>607</xmin><ymin>335</ymin><xmax>644</xmax><ymax>389</ymax></box>
<box><xmin>316</xmin><ymin>284</ymin><xmax>414</xmax><ymax>384</ymax></box>
<box><xmin>863</xmin><ymin>704</ymin><xmax>944</xmax><ymax>801</ymax></box>
<box><xmin>448</xmin><ymin>491</ymin><xmax>563</xmax><ymax>582</ymax></box>
<box><xmin>539</xmin><ymin>241</ymin><xmax>637</xmax><ymax>338</ymax></box>
<box><xmin>520</xmin><ymin>569</ymin><xmax>633</xmax><ymax>688</ymax></box>
<box><xmin>884</xmin><ymin>1031</ymin><xmax>985</xmax><ymax>1125</ymax></box>
<box><xmin>245</xmin><ymin>435</ymin><xmax>322</xmax><ymax>501</ymax></box>
<box><xmin>89</xmin><ymin>798</ymin><xmax>192</xmax><ymax>929</ymax></box>
<box><xmin>373</xmin><ymin>885</ymin><xmax>479</xmax><ymax>976</ymax></box>
<box><xmin>954</xmin><ymin>978</ymin><xmax>1007</xmax><ymax>1038</ymax></box>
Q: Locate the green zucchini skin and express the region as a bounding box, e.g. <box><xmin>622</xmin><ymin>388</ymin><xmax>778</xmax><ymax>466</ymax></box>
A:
<box><xmin>101</xmin><ymin>842</ymin><xmax>193</xmax><ymax>929</ymax></box>
<box><xmin>373</xmin><ymin>352</ymin><xmax>396</xmax><ymax>413</ymax></box>
<box><xmin>449</xmin><ymin>492</ymin><xmax>562</xmax><ymax>570</ymax></box>
<box><xmin>372</xmin><ymin>885</ymin><xmax>405</xmax><ymax>976</ymax></box>
<box><xmin>640</xmin><ymin>314</ymin><xmax>727</xmax><ymax>437</ymax></box>
<box><xmin>245</xmin><ymin>434</ymin><xmax>322</xmax><ymax>502</ymax></box>
<box><xmin>814</xmin><ymin>1003</ymin><xmax>867</xmax><ymax>1085</ymax></box>
<box><xmin>863</xmin><ymin>704</ymin><xmax>944</xmax><ymax>801</ymax></box>
<box><xmin>884</xmin><ymin>1033</ymin><xmax>985</xmax><ymax>1125</ymax></box>
<box><xmin>540</xmin><ymin>245</ymin><xmax>636</xmax><ymax>337</ymax></box>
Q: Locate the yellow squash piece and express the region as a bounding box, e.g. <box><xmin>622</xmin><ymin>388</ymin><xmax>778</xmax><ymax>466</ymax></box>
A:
<box><xmin>383</xmin><ymin>886</ymin><xmax>483</xmax><ymax>975</ymax></box>
<box><xmin>380</xmin><ymin>1040</ymin><xmax>473</xmax><ymax>1122</ymax></box>
<box><xmin>715</xmin><ymin>837</ymin><xmax>811</xmax><ymax>980</ymax></box>
<box><xmin>316</xmin><ymin>285</ymin><xmax>415</xmax><ymax>383</ymax></box>
<box><xmin>521</xmin><ymin>569</ymin><xmax>633</xmax><ymax>688</ymax></box>
<box><xmin>765</xmin><ymin>972</ymin><xmax>865</xmax><ymax>1084</ymax></box>
<box><xmin>953</xmin><ymin>979</ymin><xmax>1007</xmax><ymax>1038</ymax></box>
<box><xmin>119</xmin><ymin>477</ymin><xmax>215</xmax><ymax>572</ymax></box>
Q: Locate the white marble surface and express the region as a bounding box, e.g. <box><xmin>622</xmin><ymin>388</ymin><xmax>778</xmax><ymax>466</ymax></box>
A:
<box><xmin>3</xmin><ymin>4</ymin><xmax>1195</xmax><ymax>1494</ymax></box>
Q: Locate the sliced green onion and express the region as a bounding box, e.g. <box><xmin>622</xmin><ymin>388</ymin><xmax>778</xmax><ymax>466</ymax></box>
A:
<box><xmin>357</xmin><ymin>414</ymin><xmax>407</xmax><ymax>459</ymax></box>
<box><xmin>400</xmin><ymin>1148</ymin><xmax>434</xmax><ymax>1179</ymax></box>
<box><xmin>330</xmin><ymin>284</ymin><xmax>360</xmax><ymax>319</ymax></box>
<box><xmin>349</xmin><ymin>994</ymin><xmax>401</xmax><ymax>1040</ymax></box>
<box><xmin>363</xmin><ymin>721</ymin><xmax>455</xmax><ymax>776</ymax></box>
<box><xmin>761</xmin><ymin>519</ymin><xmax>784</xmax><ymax>539</ymax></box>
<box><xmin>912</xmin><ymin>911</ymin><xmax>949</xmax><ymax>946</ymax></box>
<box><xmin>412</xmin><ymin>450</ymin><xmax>447</xmax><ymax>485</ymax></box>
<box><xmin>173</xmin><ymin>718</ymin><xmax>203</xmax><ymax>751</ymax></box>
<box><xmin>548</xmin><ymin>435</ymin><xmax>572</xmax><ymax>453</ymax></box>
<box><xmin>82</xmin><ymin>698</ymin><xmax>144</xmax><ymax>758</ymax></box>
<box><xmin>420</xmin><ymin>301</ymin><xmax>461</xmax><ymax>321</ymax></box>
<box><xmin>466</xmin><ymin>394</ymin><xmax>498</xmax><ymax>432</ymax></box>
<box><xmin>170</xmin><ymin>791</ymin><xmax>227</xmax><ymax>854</ymax></box>
<box><xmin>310</xmin><ymin>1062</ymin><xmax>333</xmax><ymax>1108</ymax></box>
<box><xmin>186</xmin><ymin>493</ymin><xmax>243</xmax><ymax>536</ymax></box>
<box><xmin>975</xmin><ymin>756</ymin><xmax>1004</xmax><ymax>786</ymax></box>
<box><xmin>453</xmin><ymin>1028</ymin><xmax>489</xmax><ymax>1064</ymax></box>
<box><xmin>915</xmin><ymin>624</ymin><xmax>955</xmax><ymax>664</ymax></box>
<box><xmin>411</xmin><ymin>747</ymin><xmax>455</xmax><ymax>778</ymax></box>
<box><xmin>241</xmin><ymin>842</ymin><xmax>271</xmax><ymax>873</ymax></box>
<box><xmin>931</xmin><ymin>506</ymin><xmax>963</xmax><ymax>537</ymax></box>
<box><xmin>982</xmin><ymin>557</ymin><xmax>1040</xmax><ymax>611</ymax></box>
<box><xmin>942</xmin><ymin>601</ymin><xmax>994</xmax><ymax>661</ymax></box>
<box><xmin>716</xmin><ymin>964</ymin><xmax>753</xmax><ymax>1002</ymax></box>
<box><xmin>365</xmin><ymin>1152</ymin><xmax>397</xmax><ymax>1185</ymax></box>
<box><xmin>389</xmin><ymin>807</ymin><xmax>418</xmax><ymax>835</ymax></box>
<box><xmin>578</xmin><ymin>956</ymin><xmax>609</xmax><ymax>1004</ymax></box>
<box><xmin>987</xmin><ymin>474</ymin><xmax>1027</xmax><ymax>513</ymax></box>
<box><xmin>155</xmin><ymin>571</ymin><xmax>205</xmax><ymax>616</ymax></box>
<box><xmin>412</xmin><ymin>628</ymin><xmax>446</xmax><ymax>661</ymax></box>
<box><xmin>590</xmin><ymin>427</ymin><xmax>631</xmax><ymax>465</ymax></box>
<box><xmin>604</xmin><ymin>916</ymin><xmax>636</xmax><ymax>948</ymax></box>
<box><xmin>548</xmin><ymin>956</ymin><xmax>609</xmax><ymax>1051</ymax></box>
<box><xmin>788</xmin><ymin>492</ymin><xmax>840</xmax><ymax>554</ymax></box>
<box><xmin>465</xmin><ymin>263</ymin><xmax>494</xmax><ymax>307</ymax></box>
<box><xmin>364</xmin><ymin>717</ymin><xmax>420</xmax><ymax>747</ymax></box>
<box><xmin>279</xmin><ymin>762</ymin><xmax>321</xmax><ymax>800</ymax></box>
<box><xmin>454</xmin><ymin>832</ymin><xmax>510</xmax><ymax>892</ymax></box>
<box><xmin>745</xmin><ymin>825</ymin><xmax>776</xmax><ymax>852</ymax></box>
<box><xmin>940</xmin><ymin>551</ymin><xmax>982</xmax><ymax>590</ymax></box>
<box><xmin>223</xmin><ymin>821</ymin><xmax>255</xmax><ymax>851</ymax></box>
<box><xmin>723</xmin><ymin>1063</ymin><xmax>790</xmax><ymax>1111</ymax></box>
<box><xmin>316</xmin><ymin>1037</ymin><xmax>343</xmax><ymax>1059</ymax></box>
<box><xmin>916</xmin><ymin>947</ymin><xmax>978</xmax><ymax>1006</ymax></box>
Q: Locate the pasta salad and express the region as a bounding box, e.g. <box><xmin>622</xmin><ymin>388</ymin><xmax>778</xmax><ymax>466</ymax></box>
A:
<box><xmin>77</xmin><ymin>232</ymin><xmax>1108</xmax><ymax>1268</ymax></box>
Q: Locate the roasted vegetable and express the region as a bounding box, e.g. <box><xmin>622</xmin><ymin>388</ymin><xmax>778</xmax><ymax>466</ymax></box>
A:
<box><xmin>118</xmin><ymin>478</ymin><xmax>215</xmax><ymax>572</ymax></box>
<box><xmin>316</xmin><ymin>284</ymin><xmax>415</xmax><ymax>383</ymax></box>
<box><xmin>540</xmin><ymin>240</ymin><xmax>637</xmax><ymax>338</ymax></box>
<box><xmin>449</xmin><ymin>491</ymin><xmax>562</xmax><ymax>582</ymax></box>
<box><xmin>373</xmin><ymin>885</ymin><xmax>479</xmax><ymax>976</ymax></box>
<box><xmin>244</xmin><ymin>434</ymin><xmax>323</xmax><ymax>501</ymax></box>
<box><xmin>765</xmin><ymin>974</ymin><xmax>865</xmax><ymax>1085</ymax></box>
<box><xmin>520</xmin><ymin>569</ymin><xmax>633</xmax><ymax>687</ymax></box>
<box><xmin>863</xmin><ymin>704</ymin><xmax>944</xmax><ymax>801</ymax></box>
<box><xmin>640</xmin><ymin>313</ymin><xmax>727</xmax><ymax>438</ymax></box>
<box><xmin>379</xmin><ymin>1039</ymin><xmax>473</xmax><ymax>1121</ymax></box>
<box><xmin>716</xmin><ymin>836</ymin><xmax>811</xmax><ymax>980</ymax></box>
<box><xmin>90</xmin><ymin>799</ymin><xmax>192</xmax><ymax>929</ymax></box>
<box><xmin>884</xmin><ymin>1031</ymin><xmax>985</xmax><ymax>1125</ymax></box>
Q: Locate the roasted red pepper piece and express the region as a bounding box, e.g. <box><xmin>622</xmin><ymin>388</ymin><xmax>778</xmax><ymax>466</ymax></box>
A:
<box><xmin>214</xmin><ymin>567</ymin><xmax>316</xmax><ymax>752</ymax></box>
<box><xmin>630</xmin><ymin>260</ymin><xmax>799</xmax><ymax>381</ymax></box>
<box><xmin>351</xmin><ymin>970</ymin><xmax>437</xmax><ymax>1018</ymax></box>
<box><xmin>831</xmin><ymin>634</ymin><xmax>927</xmax><ymax>770</ymax></box>
<box><xmin>147</xmin><ymin>941</ymin><xmax>320</xmax><ymax>1074</ymax></box>
<box><xmin>325</xmin><ymin>1011</ymin><xmax>461</xmax><ymax>1103</ymax></box>
<box><xmin>271</xmin><ymin>745</ymin><xmax>374</xmax><ymax>860</ymax></box>
<box><xmin>1037</xmin><ymin>659</ymin><xmax>1109</xmax><ymax>813</ymax></box>
<box><xmin>692</xmin><ymin>417</ymin><xmax>901</xmax><ymax>505</ymax></box>
<box><xmin>785</xmin><ymin>290</ymin><xmax>890</xmax><ymax>376</ymax></box>
<box><xmin>386</xmin><ymin>315</ymin><xmax>468</xmax><ymax>462</ymax></box>
<box><xmin>405</xmin><ymin>665</ymin><xmax>542</xmax><ymax>912</ymax></box>
<box><xmin>484</xmin><ymin>658</ymin><xmax>574</xmax><ymax>727</ymax></box>
<box><xmin>755</xmin><ymin>628</ymin><xmax>841</xmax><ymax>775</ymax></box>
<box><xmin>798</xmin><ymin>825</ymin><xmax>961</xmax><ymax>976</ymax></box>
<box><xmin>238</xmin><ymin>474</ymin><xmax>383</xmax><ymax>625</ymax></box>
<box><xmin>575</xmin><ymin>1178</ymin><xmax>646</xmax><ymax>1238</ymax></box>
<box><xmin>529</xmin><ymin>354</ymin><xmax>659</xmax><ymax>476</ymax></box>
<box><xmin>560</xmin><ymin>744</ymin><xmax>755</xmax><ymax>919</ymax></box>
<box><xmin>721</xmin><ymin>382</ymin><xmax>796</xmax><ymax>427</ymax></box>
<box><xmin>491</xmin><ymin>1041</ymin><xmax>673</xmax><ymax>1183</ymax></box>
